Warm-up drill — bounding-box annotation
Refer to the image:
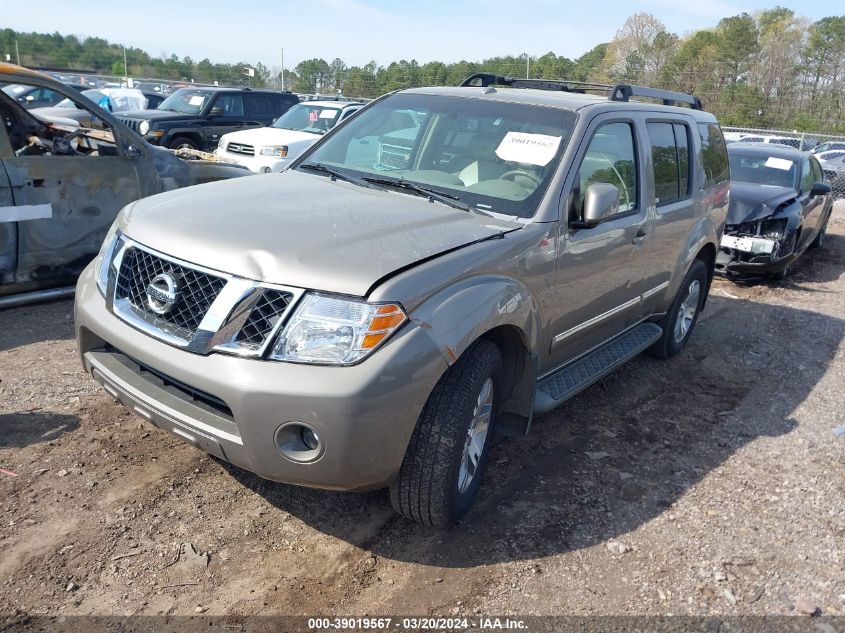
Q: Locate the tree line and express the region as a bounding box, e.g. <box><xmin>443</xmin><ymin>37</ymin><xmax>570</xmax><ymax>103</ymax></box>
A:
<box><xmin>2</xmin><ymin>7</ymin><xmax>844</xmax><ymax>133</ymax></box>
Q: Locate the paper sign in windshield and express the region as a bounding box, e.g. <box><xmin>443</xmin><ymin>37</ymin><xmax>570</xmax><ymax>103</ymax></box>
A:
<box><xmin>188</xmin><ymin>95</ymin><xmax>205</xmax><ymax>106</ymax></box>
<box><xmin>319</xmin><ymin>109</ymin><xmax>338</xmax><ymax>119</ymax></box>
<box><xmin>495</xmin><ymin>132</ymin><xmax>561</xmax><ymax>166</ymax></box>
<box><xmin>765</xmin><ymin>156</ymin><xmax>793</xmax><ymax>171</ymax></box>
<box><xmin>309</xmin><ymin>110</ymin><xmax>319</xmax><ymax>122</ymax></box>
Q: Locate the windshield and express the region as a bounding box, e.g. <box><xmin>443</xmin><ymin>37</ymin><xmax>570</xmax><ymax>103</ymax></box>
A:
<box><xmin>301</xmin><ymin>93</ymin><xmax>576</xmax><ymax>217</ymax></box>
<box><xmin>157</xmin><ymin>89</ymin><xmax>213</xmax><ymax>114</ymax></box>
<box><xmin>273</xmin><ymin>104</ymin><xmax>344</xmax><ymax>134</ymax></box>
<box><xmin>729</xmin><ymin>152</ymin><xmax>799</xmax><ymax>189</ymax></box>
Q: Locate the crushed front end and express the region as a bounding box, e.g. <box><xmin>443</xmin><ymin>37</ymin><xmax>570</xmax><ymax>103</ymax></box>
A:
<box><xmin>716</xmin><ymin>216</ymin><xmax>797</xmax><ymax>277</ymax></box>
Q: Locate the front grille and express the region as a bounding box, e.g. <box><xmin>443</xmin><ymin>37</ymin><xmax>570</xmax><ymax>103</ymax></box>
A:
<box><xmin>235</xmin><ymin>289</ymin><xmax>293</xmax><ymax>350</ymax></box>
<box><xmin>226</xmin><ymin>142</ymin><xmax>255</xmax><ymax>156</ymax></box>
<box><xmin>118</xmin><ymin>117</ymin><xmax>141</xmax><ymax>133</ymax></box>
<box><xmin>115</xmin><ymin>247</ymin><xmax>227</xmax><ymax>341</ymax></box>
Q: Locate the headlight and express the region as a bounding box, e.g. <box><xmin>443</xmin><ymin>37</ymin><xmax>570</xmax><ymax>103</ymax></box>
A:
<box><xmin>96</xmin><ymin>223</ymin><xmax>121</xmax><ymax>296</ymax></box>
<box><xmin>138</xmin><ymin>120</ymin><xmax>150</xmax><ymax>135</ymax></box>
<box><xmin>260</xmin><ymin>145</ymin><xmax>288</xmax><ymax>157</ymax></box>
<box><xmin>761</xmin><ymin>218</ymin><xmax>788</xmax><ymax>239</ymax></box>
<box><xmin>269</xmin><ymin>294</ymin><xmax>406</xmax><ymax>365</ymax></box>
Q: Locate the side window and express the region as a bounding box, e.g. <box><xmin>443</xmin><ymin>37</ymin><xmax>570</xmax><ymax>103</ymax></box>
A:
<box><xmin>800</xmin><ymin>158</ymin><xmax>814</xmax><ymax>193</ymax></box>
<box><xmin>0</xmin><ymin>83</ymin><xmax>120</xmax><ymax>158</ymax></box>
<box><xmin>245</xmin><ymin>95</ymin><xmax>271</xmax><ymax>116</ymax></box>
<box><xmin>646</xmin><ymin>122</ymin><xmax>692</xmax><ymax>206</ymax></box>
<box><xmin>810</xmin><ymin>157</ymin><xmax>823</xmax><ymax>183</ymax></box>
<box><xmin>675</xmin><ymin>123</ymin><xmax>690</xmax><ymax>197</ymax></box>
<box><xmin>212</xmin><ymin>94</ymin><xmax>244</xmax><ymax>117</ymax></box>
<box><xmin>698</xmin><ymin>123</ymin><xmax>729</xmax><ymax>187</ymax></box>
<box><xmin>575</xmin><ymin>122</ymin><xmax>638</xmax><ymax>216</ymax></box>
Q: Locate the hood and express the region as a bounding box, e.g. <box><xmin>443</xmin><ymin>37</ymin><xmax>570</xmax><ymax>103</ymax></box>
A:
<box><xmin>149</xmin><ymin>145</ymin><xmax>249</xmax><ymax>190</ymax></box>
<box><xmin>727</xmin><ymin>182</ymin><xmax>797</xmax><ymax>225</ymax></box>
<box><xmin>117</xmin><ymin>109</ymin><xmax>194</xmax><ymax>122</ymax></box>
<box><xmin>121</xmin><ymin>169</ymin><xmax>521</xmax><ymax>296</ymax></box>
<box><xmin>222</xmin><ymin>127</ymin><xmax>319</xmax><ymax>147</ymax></box>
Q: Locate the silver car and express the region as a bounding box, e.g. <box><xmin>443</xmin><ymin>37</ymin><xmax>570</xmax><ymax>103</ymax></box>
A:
<box><xmin>76</xmin><ymin>75</ymin><xmax>728</xmax><ymax>526</ymax></box>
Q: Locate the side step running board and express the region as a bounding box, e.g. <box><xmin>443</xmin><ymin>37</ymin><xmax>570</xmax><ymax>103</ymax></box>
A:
<box><xmin>534</xmin><ymin>322</ymin><xmax>662</xmax><ymax>415</ymax></box>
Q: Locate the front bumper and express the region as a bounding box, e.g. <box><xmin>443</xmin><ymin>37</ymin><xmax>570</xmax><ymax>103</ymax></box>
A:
<box><xmin>74</xmin><ymin>264</ymin><xmax>449</xmax><ymax>490</ymax></box>
<box><xmin>213</xmin><ymin>149</ymin><xmax>293</xmax><ymax>173</ymax></box>
<box><xmin>715</xmin><ymin>228</ymin><xmax>795</xmax><ymax>278</ymax></box>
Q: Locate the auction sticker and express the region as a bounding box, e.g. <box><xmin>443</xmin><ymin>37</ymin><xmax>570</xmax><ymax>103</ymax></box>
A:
<box><xmin>765</xmin><ymin>156</ymin><xmax>793</xmax><ymax>171</ymax></box>
<box><xmin>495</xmin><ymin>132</ymin><xmax>561</xmax><ymax>166</ymax></box>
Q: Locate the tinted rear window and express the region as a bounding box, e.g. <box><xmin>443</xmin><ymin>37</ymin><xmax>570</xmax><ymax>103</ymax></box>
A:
<box><xmin>698</xmin><ymin>123</ymin><xmax>729</xmax><ymax>188</ymax></box>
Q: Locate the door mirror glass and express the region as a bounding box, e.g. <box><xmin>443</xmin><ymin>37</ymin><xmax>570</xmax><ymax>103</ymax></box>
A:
<box><xmin>582</xmin><ymin>183</ymin><xmax>620</xmax><ymax>227</ymax></box>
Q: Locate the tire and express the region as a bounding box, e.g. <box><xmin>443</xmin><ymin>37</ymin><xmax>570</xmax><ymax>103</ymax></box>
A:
<box><xmin>168</xmin><ymin>136</ymin><xmax>199</xmax><ymax>151</ymax></box>
<box><xmin>389</xmin><ymin>339</ymin><xmax>503</xmax><ymax>527</ymax></box>
<box><xmin>649</xmin><ymin>259</ymin><xmax>708</xmax><ymax>359</ymax></box>
<box><xmin>809</xmin><ymin>214</ymin><xmax>829</xmax><ymax>249</ymax></box>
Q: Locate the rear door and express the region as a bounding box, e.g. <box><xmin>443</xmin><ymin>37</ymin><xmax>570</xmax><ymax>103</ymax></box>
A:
<box><xmin>244</xmin><ymin>94</ymin><xmax>276</xmax><ymax>126</ymax></box>
<box><xmin>636</xmin><ymin>116</ymin><xmax>699</xmax><ymax>317</ymax></box>
<box><xmin>0</xmin><ymin>81</ymin><xmax>148</xmax><ymax>291</ymax></box>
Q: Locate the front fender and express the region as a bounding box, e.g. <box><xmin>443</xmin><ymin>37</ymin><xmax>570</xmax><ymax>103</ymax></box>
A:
<box><xmin>411</xmin><ymin>274</ymin><xmax>540</xmax><ymax>366</ymax></box>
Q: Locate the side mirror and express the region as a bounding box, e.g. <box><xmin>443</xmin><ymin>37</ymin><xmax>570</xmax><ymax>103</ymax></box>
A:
<box><xmin>810</xmin><ymin>182</ymin><xmax>831</xmax><ymax>196</ymax></box>
<box><xmin>25</xmin><ymin>95</ymin><xmax>35</xmax><ymax>102</ymax></box>
<box><xmin>209</xmin><ymin>106</ymin><xmax>224</xmax><ymax>117</ymax></box>
<box><xmin>125</xmin><ymin>144</ymin><xmax>142</xmax><ymax>160</ymax></box>
<box><xmin>581</xmin><ymin>183</ymin><xmax>620</xmax><ymax>227</ymax></box>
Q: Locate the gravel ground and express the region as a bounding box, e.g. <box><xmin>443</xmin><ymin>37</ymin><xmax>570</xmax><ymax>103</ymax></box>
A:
<box><xmin>1</xmin><ymin>209</ymin><xmax>844</xmax><ymax>619</ymax></box>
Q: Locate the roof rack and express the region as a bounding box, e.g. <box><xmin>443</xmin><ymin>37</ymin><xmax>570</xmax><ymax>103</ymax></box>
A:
<box><xmin>460</xmin><ymin>73</ymin><xmax>612</xmax><ymax>94</ymax></box>
<box><xmin>460</xmin><ymin>73</ymin><xmax>702</xmax><ymax>110</ymax></box>
<box><xmin>609</xmin><ymin>84</ymin><xmax>702</xmax><ymax>110</ymax></box>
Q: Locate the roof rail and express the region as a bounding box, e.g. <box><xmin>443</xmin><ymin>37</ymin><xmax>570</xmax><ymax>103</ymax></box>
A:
<box><xmin>460</xmin><ymin>73</ymin><xmax>703</xmax><ymax>110</ymax></box>
<box><xmin>460</xmin><ymin>73</ymin><xmax>612</xmax><ymax>94</ymax></box>
<box><xmin>610</xmin><ymin>84</ymin><xmax>702</xmax><ymax>110</ymax></box>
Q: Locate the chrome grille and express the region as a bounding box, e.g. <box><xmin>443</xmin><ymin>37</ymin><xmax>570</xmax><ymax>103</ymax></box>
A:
<box><xmin>226</xmin><ymin>142</ymin><xmax>255</xmax><ymax>156</ymax></box>
<box><xmin>235</xmin><ymin>289</ymin><xmax>293</xmax><ymax>350</ymax></box>
<box><xmin>115</xmin><ymin>247</ymin><xmax>227</xmax><ymax>340</ymax></box>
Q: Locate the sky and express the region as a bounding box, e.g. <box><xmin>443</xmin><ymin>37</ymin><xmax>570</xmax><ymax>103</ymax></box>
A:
<box><xmin>1</xmin><ymin>0</ymin><xmax>837</xmax><ymax>70</ymax></box>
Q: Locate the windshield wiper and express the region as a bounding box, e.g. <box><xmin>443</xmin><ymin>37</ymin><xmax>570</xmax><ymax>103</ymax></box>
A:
<box><xmin>361</xmin><ymin>176</ymin><xmax>486</xmax><ymax>215</ymax></box>
<box><xmin>299</xmin><ymin>163</ymin><xmax>385</xmax><ymax>190</ymax></box>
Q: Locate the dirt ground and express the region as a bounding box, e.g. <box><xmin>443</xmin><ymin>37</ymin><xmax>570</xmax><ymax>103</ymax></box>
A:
<box><xmin>1</xmin><ymin>211</ymin><xmax>844</xmax><ymax>620</ymax></box>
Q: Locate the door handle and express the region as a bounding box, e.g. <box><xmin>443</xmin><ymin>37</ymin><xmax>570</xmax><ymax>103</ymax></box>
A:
<box><xmin>632</xmin><ymin>228</ymin><xmax>649</xmax><ymax>245</ymax></box>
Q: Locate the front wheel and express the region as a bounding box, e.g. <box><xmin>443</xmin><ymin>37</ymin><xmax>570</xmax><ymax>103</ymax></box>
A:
<box><xmin>389</xmin><ymin>339</ymin><xmax>502</xmax><ymax>527</ymax></box>
<box><xmin>809</xmin><ymin>214</ymin><xmax>829</xmax><ymax>249</ymax></box>
<box><xmin>649</xmin><ymin>259</ymin><xmax>708</xmax><ymax>359</ymax></box>
<box><xmin>168</xmin><ymin>136</ymin><xmax>200</xmax><ymax>151</ymax></box>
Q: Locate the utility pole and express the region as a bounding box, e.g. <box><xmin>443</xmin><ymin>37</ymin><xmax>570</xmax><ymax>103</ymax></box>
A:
<box><xmin>521</xmin><ymin>52</ymin><xmax>529</xmax><ymax>79</ymax></box>
<box><xmin>15</xmin><ymin>39</ymin><xmax>20</xmax><ymax>65</ymax></box>
<box><xmin>123</xmin><ymin>46</ymin><xmax>128</xmax><ymax>82</ymax></box>
<box><xmin>281</xmin><ymin>47</ymin><xmax>285</xmax><ymax>91</ymax></box>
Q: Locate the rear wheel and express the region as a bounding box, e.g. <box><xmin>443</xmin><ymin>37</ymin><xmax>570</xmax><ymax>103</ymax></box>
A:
<box><xmin>649</xmin><ymin>259</ymin><xmax>708</xmax><ymax>359</ymax></box>
<box><xmin>389</xmin><ymin>339</ymin><xmax>502</xmax><ymax>527</ymax></box>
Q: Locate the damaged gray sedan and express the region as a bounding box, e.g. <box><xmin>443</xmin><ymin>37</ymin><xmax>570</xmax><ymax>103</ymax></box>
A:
<box><xmin>716</xmin><ymin>143</ymin><xmax>833</xmax><ymax>279</ymax></box>
<box><xmin>0</xmin><ymin>63</ymin><xmax>248</xmax><ymax>305</ymax></box>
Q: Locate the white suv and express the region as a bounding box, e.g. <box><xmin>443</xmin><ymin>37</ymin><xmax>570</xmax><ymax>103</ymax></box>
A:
<box><xmin>216</xmin><ymin>100</ymin><xmax>364</xmax><ymax>173</ymax></box>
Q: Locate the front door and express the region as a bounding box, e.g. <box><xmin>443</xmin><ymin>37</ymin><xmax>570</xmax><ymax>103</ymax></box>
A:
<box><xmin>546</xmin><ymin>116</ymin><xmax>650</xmax><ymax>371</ymax></box>
<box><xmin>0</xmin><ymin>81</ymin><xmax>147</xmax><ymax>292</ymax></box>
<box><xmin>205</xmin><ymin>93</ymin><xmax>248</xmax><ymax>150</ymax></box>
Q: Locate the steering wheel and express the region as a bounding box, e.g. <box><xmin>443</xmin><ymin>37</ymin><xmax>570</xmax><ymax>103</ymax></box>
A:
<box><xmin>499</xmin><ymin>169</ymin><xmax>541</xmax><ymax>187</ymax></box>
